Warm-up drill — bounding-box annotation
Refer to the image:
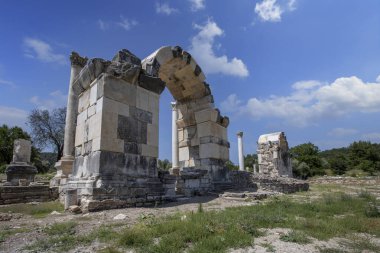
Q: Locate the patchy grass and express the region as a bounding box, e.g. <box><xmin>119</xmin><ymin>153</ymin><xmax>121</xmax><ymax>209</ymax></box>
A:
<box><xmin>0</xmin><ymin>201</ymin><xmax>63</xmax><ymax>218</ymax></box>
<box><xmin>340</xmin><ymin>235</ymin><xmax>380</xmax><ymax>253</ymax></box>
<box><xmin>279</xmin><ymin>230</ymin><xmax>312</xmax><ymax>244</ymax></box>
<box><xmin>24</xmin><ymin>191</ymin><xmax>380</xmax><ymax>253</ymax></box>
<box><xmin>260</xmin><ymin>242</ymin><xmax>275</xmax><ymax>252</ymax></box>
<box><xmin>44</xmin><ymin>221</ymin><xmax>77</xmax><ymax>236</ymax></box>
<box><xmin>0</xmin><ymin>226</ymin><xmax>30</xmax><ymax>243</ymax></box>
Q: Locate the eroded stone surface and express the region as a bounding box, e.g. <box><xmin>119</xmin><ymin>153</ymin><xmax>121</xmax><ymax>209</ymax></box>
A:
<box><xmin>257</xmin><ymin>132</ymin><xmax>293</xmax><ymax>177</ymax></box>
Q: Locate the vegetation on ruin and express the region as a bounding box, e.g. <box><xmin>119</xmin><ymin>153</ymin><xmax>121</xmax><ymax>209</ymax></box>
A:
<box><xmin>24</xmin><ymin>189</ymin><xmax>380</xmax><ymax>253</ymax></box>
<box><xmin>0</xmin><ymin>201</ymin><xmax>63</xmax><ymax>218</ymax></box>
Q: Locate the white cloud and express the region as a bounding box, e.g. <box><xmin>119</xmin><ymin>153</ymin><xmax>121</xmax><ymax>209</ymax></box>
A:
<box><xmin>255</xmin><ymin>0</ymin><xmax>283</xmax><ymax>22</ymax></box>
<box><xmin>0</xmin><ymin>106</ymin><xmax>28</xmax><ymax>127</ymax></box>
<box><xmin>156</xmin><ymin>2</ymin><xmax>178</xmax><ymax>15</ymax></box>
<box><xmin>292</xmin><ymin>80</ymin><xmax>322</xmax><ymax>90</ymax></box>
<box><xmin>23</xmin><ymin>38</ymin><xmax>66</xmax><ymax>65</ymax></box>
<box><xmin>30</xmin><ymin>90</ymin><xmax>67</xmax><ymax>110</ymax></box>
<box><xmin>287</xmin><ymin>0</ymin><xmax>297</xmax><ymax>11</ymax></box>
<box><xmin>255</xmin><ymin>0</ymin><xmax>297</xmax><ymax>22</ymax></box>
<box><xmin>376</xmin><ymin>75</ymin><xmax>380</xmax><ymax>83</ymax></box>
<box><xmin>362</xmin><ymin>132</ymin><xmax>380</xmax><ymax>142</ymax></box>
<box><xmin>189</xmin><ymin>0</ymin><xmax>205</xmax><ymax>11</ymax></box>
<box><xmin>98</xmin><ymin>19</ymin><xmax>109</xmax><ymax>31</ymax></box>
<box><xmin>116</xmin><ymin>16</ymin><xmax>138</xmax><ymax>31</ymax></box>
<box><xmin>0</xmin><ymin>79</ymin><xmax>16</xmax><ymax>88</ymax></box>
<box><xmin>328</xmin><ymin>128</ymin><xmax>358</xmax><ymax>137</ymax></box>
<box><xmin>221</xmin><ymin>94</ymin><xmax>243</xmax><ymax>113</ymax></box>
<box><xmin>223</xmin><ymin>75</ymin><xmax>380</xmax><ymax>127</ymax></box>
<box><xmin>189</xmin><ymin>19</ymin><xmax>249</xmax><ymax>77</ymax></box>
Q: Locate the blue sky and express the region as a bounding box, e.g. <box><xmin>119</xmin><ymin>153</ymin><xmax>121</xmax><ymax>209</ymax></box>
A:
<box><xmin>1</xmin><ymin>0</ymin><xmax>380</xmax><ymax>163</ymax></box>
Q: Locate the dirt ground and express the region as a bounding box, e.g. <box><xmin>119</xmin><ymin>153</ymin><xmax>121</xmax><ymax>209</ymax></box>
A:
<box><xmin>1</xmin><ymin>176</ymin><xmax>380</xmax><ymax>253</ymax></box>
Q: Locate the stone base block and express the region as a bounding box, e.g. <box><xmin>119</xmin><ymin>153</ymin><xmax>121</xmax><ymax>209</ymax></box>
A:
<box><xmin>5</xmin><ymin>164</ymin><xmax>38</xmax><ymax>186</ymax></box>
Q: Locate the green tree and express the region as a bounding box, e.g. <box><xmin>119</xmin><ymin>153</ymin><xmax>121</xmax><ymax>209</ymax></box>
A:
<box><xmin>290</xmin><ymin>142</ymin><xmax>323</xmax><ymax>179</ymax></box>
<box><xmin>0</xmin><ymin>124</ymin><xmax>31</xmax><ymax>165</ymax></box>
<box><xmin>225</xmin><ymin>160</ymin><xmax>238</xmax><ymax>171</ymax></box>
<box><xmin>348</xmin><ymin>141</ymin><xmax>380</xmax><ymax>175</ymax></box>
<box><xmin>244</xmin><ymin>154</ymin><xmax>258</xmax><ymax>172</ymax></box>
<box><xmin>157</xmin><ymin>159</ymin><xmax>172</xmax><ymax>170</ymax></box>
<box><xmin>0</xmin><ymin>124</ymin><xmax>48</xmax><ymax>173</ymax></box>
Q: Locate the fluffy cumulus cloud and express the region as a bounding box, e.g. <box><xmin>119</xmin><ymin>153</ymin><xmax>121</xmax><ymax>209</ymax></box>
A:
<box><xmin>189</xmin><ymin>20</ymin><xmax>249</xmax><ymax>77</ymax></box>
<box><xmin>30</xmin><ymin>90</ymin><xmax>67</xmax><ymax>110</ymax></box>
<box><xmin>222</xmin><ymin>75</ymin><xmax>380</xmax><ymax>127</ymax></box>
<box><xmin>23</xmin><ymin>38</ymin><xmax>66</xmax><ymax>65</ymax></box>
<box><xmin>255</xmin><ymin>0</ymin><xmax>297</xmax><ymax>22</ymax></box>
<box><xmin>155</xmin><ymin>2</ymin><xmax>178</xmax><ymax>15</ymax></box>
<box><xmin>0</xmin><ymin>106</ymin><xmax>28</xmax><ymax>127</ymax></box>
<box><xmin>189</xmin><ymin>0</ymin><xmax>205</xmax><ymax>11</ymax></box>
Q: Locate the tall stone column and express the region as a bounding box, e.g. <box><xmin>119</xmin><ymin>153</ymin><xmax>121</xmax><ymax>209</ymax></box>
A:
<box><xmin>237</xmin><ymin>132</ymin><xmax>245</xmax><ymax>171</ymax></box>
<box><xmin>53</xmin><ymin>52</ymin><xmax>87</xmax><ymax>184</ymax></box>
<box><xmin>170</xmin><ymin>102</ymin><xmax>180</xmax><ymax>175</ymax></box>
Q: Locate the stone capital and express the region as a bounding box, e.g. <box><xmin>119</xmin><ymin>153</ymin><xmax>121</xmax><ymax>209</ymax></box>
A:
<box><xmin>237</xmin><ymin>131</ymin><xmax>243</xmax><ymax>137</ymax></box>
<box><xmin>70</xmin><ymin>51</ymin><xmax>88</xmax><ymax>67</ymax></box>
<box><xmin>171</xmin><ymin>101</ymin><xmax>177</xmax><ymax>110</ymax></box>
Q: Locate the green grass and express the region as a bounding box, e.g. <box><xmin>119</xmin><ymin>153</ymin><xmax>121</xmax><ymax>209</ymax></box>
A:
<box><xmin>0</xmin><ymin>226</ymin><xmax>30</xmax><ymax>243</ymax></box>
<box><xmin>0</xmin><ymin>201</ymin><xmax>64</xmax><ymax>218</ymax></box>
<box><xmin>279</xmin><ymin>230</ymin><xmax>311</xmax><ymax>244</ymax></box>
<box><xmin>260</xmin><ymin>242</ymin><xmax>275</xmax><ymax>252</ymax></box>
<box><xmin>44</xmin><ymin>221</ymin><xmax>77</xmax><ymax>236</ymax></box>
<box><xmin>25</xmin><ymin>192</ymin><xmax>380</xmax><ymax>253</ymax></box>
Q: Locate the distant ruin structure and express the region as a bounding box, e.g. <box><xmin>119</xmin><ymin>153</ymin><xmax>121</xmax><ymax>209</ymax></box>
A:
<box><xmin>257</xmin><ymin>132</ymin><xmax>292</xmax><ymax>177</ymax></box>
<box><xmin>5</xmin><ymin>139</ymin><xmax>38</xmax><ymax>186</ymax></box>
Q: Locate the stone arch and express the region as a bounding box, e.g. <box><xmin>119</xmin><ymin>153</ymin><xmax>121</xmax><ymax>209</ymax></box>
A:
<box><xmin>142</xmin><ymin>46</ymin><xmax>230</xmax><ymax>180</ymax></box>
<box><xmin>54</xmin><ymin>46</ymin><xmax>231</xmax><ymax>208</ymax></box>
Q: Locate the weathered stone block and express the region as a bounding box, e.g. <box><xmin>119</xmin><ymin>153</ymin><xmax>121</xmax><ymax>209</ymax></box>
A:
<box><xmin>78</xmin><ymin>89</ymin><xmax>90</xmax><ymax>113</ymax></box>
<box><xmin>101</xmin><ymin>76</ymin><xmax>137</xmax><ymax>105</ymax></box>
<box><xmin>195</xmin><ymin>108</ymin><xmax>219</xmax><ymax>124</ymax></box>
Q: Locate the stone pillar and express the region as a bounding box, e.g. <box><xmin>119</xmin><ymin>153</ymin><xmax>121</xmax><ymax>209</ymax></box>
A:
<box><xmin>53</xmin><ymin>52</ymin><xmax>87</xmax><ymax>183</ymax></box>
<box><xmin>170</xmin><ymin>102</ymin><xmax>180</xmax><ymax>175</ymax></box>
<box><xmin>237</xmin><ymin>132</ymin><xmax>244</xmax><ymax>171</ymax></box>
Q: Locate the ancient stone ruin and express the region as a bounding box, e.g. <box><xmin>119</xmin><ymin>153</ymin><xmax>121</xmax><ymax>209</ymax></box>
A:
<box><xmin>0</xmin><ymin>139</ymin><xmax>58</xmax><ymax>205</ymax></box>
<box><xmin>5</xmin><ymin>139</ymin><xmax>37</xmax><ymax>186</ymax></box>
<box><xmin>51</xmin><ymin>46</ymin><xmax>231</xmax><ymax>210</ymax></box>
<box><xmin>257</xmin><ymin>132</ymin><xmax>292</xmax><ymax>177</ymax></box>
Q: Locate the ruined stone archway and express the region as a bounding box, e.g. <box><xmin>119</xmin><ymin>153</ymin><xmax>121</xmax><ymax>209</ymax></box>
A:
<box><xmin>54</xmin><ymin>46</ymin><xmax>230</xmax><ymax>209</ymax></box>
<box><xmin>142</xmin><ymin>46</ymin><xmax>230</xmax><ymax>180</ymax></box>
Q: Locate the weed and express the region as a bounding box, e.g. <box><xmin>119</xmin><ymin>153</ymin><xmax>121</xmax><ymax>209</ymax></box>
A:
<box><xmin>279</xmin><ymin>230</ymin><xmax>311</xmax><ymax>244</ymax></box>
<box><xmin>44</xmin><ymin>221</ymin><xmax>77</xmax><ymax>236</ymax></box>
<box><xmin>197</xmin><ymin>203</ymin><xmax>204</xmax><ymax>213</ymax></box>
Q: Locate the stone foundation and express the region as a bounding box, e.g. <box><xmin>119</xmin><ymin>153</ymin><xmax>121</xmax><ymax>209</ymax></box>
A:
<box><xmin>0</xmin><ymin>185</ymin><xmax>58</xmax><ymax>205</ymax></box>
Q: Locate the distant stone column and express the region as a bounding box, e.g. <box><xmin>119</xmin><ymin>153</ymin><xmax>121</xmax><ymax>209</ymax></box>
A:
<box><xmin>237</xmin><ymin>132</ymin><xmax>245</xmax><ymax>171</ymax></box>
<box><xmin>170</xmin><ymin>102</ymin><xmax>179</xmax><ymax>175</ymax></box>
<box><xmin>53</xmin><ymin>52</ymin><xmax>87</xmax><ymax>182</ymax></box>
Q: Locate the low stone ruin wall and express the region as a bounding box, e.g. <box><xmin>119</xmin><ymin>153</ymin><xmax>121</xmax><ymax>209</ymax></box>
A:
<box><xmin>0</xmin><ymin>185</ymin><xmax>59</xmax><ymax>205</ymax></box>
<box><xmin>251</xmin><ymin>175</ymin><xmax>309</xmax><ymax>193</ymax></box>
<box><xmin>228</xmin><ymin>171</ymin><xmax>258</xmax><ymax>190</ymax></box>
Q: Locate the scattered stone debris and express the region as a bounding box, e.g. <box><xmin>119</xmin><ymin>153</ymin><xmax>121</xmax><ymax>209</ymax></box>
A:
<box><xmin>113</xmin><ymin>214</ymin><xmax>128</xmax><ymax>220</ymax></box>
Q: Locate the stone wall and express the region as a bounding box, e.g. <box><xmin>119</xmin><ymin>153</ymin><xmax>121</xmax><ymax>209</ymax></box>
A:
<box><xmin>257</xmin><ymin>132</ymin><xmax>292</xmax><ymax>177</ymax></box>
<box><xmin>0</xmin><ymin>185</ymin><xmax>58</xmax><ymax>205</ymax></box>
<box><xmin>251</xmin><ymin>175</ymin><xmax>309</xmax><ymax>193</ymax></box>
